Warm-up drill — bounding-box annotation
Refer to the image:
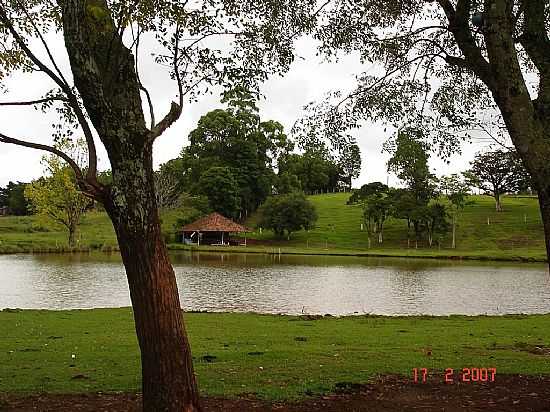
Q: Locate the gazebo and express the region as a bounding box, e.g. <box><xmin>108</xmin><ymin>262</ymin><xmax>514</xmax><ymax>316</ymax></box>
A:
<box><xmin>181</xmin><ymin>212</ymin><xmax>250</xmax><ymax>246</ymax></box>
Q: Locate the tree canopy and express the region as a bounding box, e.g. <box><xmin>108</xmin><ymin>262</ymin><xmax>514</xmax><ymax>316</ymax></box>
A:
<box><xmin>258</xmin><ymin>192</ymin><xmax>318</xmax><ymax>239</ymax></box>
<box><xmin>465</xmin><ymin>149</ymin><xmax>531</xmax><ymax>211</ymax></box>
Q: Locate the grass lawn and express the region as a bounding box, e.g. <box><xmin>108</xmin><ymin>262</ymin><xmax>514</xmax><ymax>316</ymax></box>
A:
<box><xmin>0</xmin><ymin>193</ymin><xmax>546</xmax><ymax>261</ymax></box>
<box><xmin>1</xmin><ymin>309</ymin><xmax>550</xmax><ymax>400</ymax></box>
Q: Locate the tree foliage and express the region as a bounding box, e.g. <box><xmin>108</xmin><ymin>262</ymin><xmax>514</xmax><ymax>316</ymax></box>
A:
<box><xmin>294</xmin><ymin>0</ymin><xmax>550</xmax><ymax>266</ymax></box>
<box><xmin>181</xmin><ymin>87</ymin><xmax>292</xmax><ymax>215</ymax></box>
<box><xmin>0</xmin><ymin>181</ymin><xmax>30</xmax><ymax>215</ymax></box>
<box><xmin>258</xmin><ymin>192</ymin><xmax>317</xmax><ymax>238</ymax></box>
<box><xmin>197</xmin><ymin>166</ymin><xmax>240</xmax><ymax>219</ymax></box>
<box><xmin>466</xmin><ymin>150</ymin><xmax>530</xmax><ymax>211</ymax></box>
<box><xmin>25</xmin><ymin>153</ymin><xmax>90</xmax><ymax>247</ymax></box>
<box><xmin>347</xmin><ymin>181</ymin><xmax>388</xmax><ymax>204</ymax></box>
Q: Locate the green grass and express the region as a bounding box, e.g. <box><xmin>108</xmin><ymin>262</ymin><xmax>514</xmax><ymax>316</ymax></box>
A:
<box><xmin>0</xmin><ymin>193</ymin><xmax>546</xmax><ymax>261</ymax></box>
<box><xmin>0</xmin><ymin>209</ymin><xmax>182</xmax><ymax>254</ymax></box>
<box><xmin>1</xmin><ymin>309</ymin><xmax>550</xmax><ymax>399</ymax></box>
<box><xmin>241</xmin><ymin>193</ymin><xmax>547</xmax><ymax>261</ymax></box>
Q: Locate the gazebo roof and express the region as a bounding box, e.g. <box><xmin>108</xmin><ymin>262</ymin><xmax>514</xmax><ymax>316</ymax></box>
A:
<box><xmin>181</xmin><ymin>212</ymin><xmax>250</xmax><ymax>233</ymax></box>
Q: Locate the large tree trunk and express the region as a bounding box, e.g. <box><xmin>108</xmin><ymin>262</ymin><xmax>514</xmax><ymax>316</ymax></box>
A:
<box><xmin>476</xmin><ymin>0</ymin><xmax>550</xmax><ymax>270</ymax></box>
<box><xmin>58</xmin><ymin>3</ymin><xmax>202</xmax><ymax>409</ymax></box>
<box><xmin>104</xmin><ymin>147</ymin><xmax>200</xmax><ymax>412</ymax></box>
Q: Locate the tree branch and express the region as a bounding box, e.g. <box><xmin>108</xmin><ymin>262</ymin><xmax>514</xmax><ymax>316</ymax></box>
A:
<box><xmin>518</xmin><ymin>0</ymin><xmax>550</xmax><ymax>107</ymax></box>
<box><xmin>0</xmin><ymin>132</ymin><xmax>83</xmax><ymax>181</ymax></box>
<box><xmin>0</xmin><ymin>96</ymin><xmax>68</xmax><ymax>106</ymax></box>
<box><xmin>442</xmin><ymin>0</ymin><xmax>496</xmax><ymax>90</ymax></box>
<box><xmin>0</xmin><ymin>2</ymin><xmax>99</xmax><ymax>181</ymax></box>
<box><xmin>149</xmin><ymin>23</ymin><xmax>183</xmax><ymax>141</ymax></box>
<box><xmin>15</xmin><ymin>0</ymin><xmax>70</xmax><ymax>87</ymax></box>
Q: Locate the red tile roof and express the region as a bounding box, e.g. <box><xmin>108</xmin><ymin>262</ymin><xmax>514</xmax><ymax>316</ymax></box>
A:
<box><xmin>181</xmin><ymin>212</ymin><xmax>250</xmax><ymax>232</ymax></box>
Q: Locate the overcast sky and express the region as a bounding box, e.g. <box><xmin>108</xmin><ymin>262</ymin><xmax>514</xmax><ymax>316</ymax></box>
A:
<box><xmin>0</xmin><ymin>34</ymin><xmax>493</xmax><ymax>189</ymax></box>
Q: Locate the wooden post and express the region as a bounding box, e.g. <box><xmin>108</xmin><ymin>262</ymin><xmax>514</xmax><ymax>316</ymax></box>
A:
<box><xmin>221</xmin><ymin>231</ymin><xmax>224</xmax><ymax>245</ymax></box>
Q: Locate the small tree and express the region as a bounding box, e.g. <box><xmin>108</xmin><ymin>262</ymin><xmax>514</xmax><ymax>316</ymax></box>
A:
<box><xmin>422</xmin><ymin>203</ymin><xmax>451</xmax><ymax>248</ymax></box>
<box><xmin>25</xmin><ymin>157</ymin><xmax>90</xmax><ymax>247</ymax></box>
<box><xmin>338</xmin><ymin>141</ymin><xmax>361</xmax><ymax>189</ymax></box>
<box><xmin>347</xmin><ymin>181</ymin><xmax>388</xmax><ymax>205</ymax></box>
<box><xmin>362</xmin><ymin>192</ymin><xmax>393</xmax><ymax>244</ymax></box>
<box><xmin>440</xmin><ymin>174</ymin><xmax>472</xmax><ymax>249</ymax></box>
<box><xmin>466</xmin><ymin>150</ymin><xmax>529</xmax><ymax>212</ymax></box>
<box><xmin>258</xmin><ymin>192</ymin><xmax>317</xmax><ymax>239</ymax></box>
<box><xmin>198</xmin><ymin>167</ymin><xmax>240</xmax><ymax>219</ymax></box>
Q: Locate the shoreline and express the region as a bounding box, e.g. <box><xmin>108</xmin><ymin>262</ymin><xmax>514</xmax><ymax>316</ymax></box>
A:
<box><xmin>0</xmin><ymin>243</ymin><xmax>547</xmax><ymax>264</ymax></box>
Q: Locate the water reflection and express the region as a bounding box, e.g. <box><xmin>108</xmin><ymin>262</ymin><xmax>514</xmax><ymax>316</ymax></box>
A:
<box><xmin>0</xmin><ymin>252</ymin><xmax>549</xmax><ymax>315</ymax></box>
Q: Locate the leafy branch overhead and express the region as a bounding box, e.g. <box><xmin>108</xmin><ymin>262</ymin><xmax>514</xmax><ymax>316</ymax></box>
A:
<box><xmin>295</xmin><ymin>0</ymin><xmax>549</xmax><ymax>160</ymax></box>
<box><xmin>0</xmin><ymin>0</ymin><xmax>320</xmax><ymax>201</ymax></box>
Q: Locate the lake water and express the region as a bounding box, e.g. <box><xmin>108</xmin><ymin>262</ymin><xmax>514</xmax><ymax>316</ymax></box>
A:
<box><xmin>1</xmin><ymin>252</ymin><xmax>549</xmax><ymax>315</ymax></box>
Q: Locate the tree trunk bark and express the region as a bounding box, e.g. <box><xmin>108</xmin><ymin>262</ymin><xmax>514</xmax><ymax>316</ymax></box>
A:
<box><xmin>104</xmin><ymin>149</ymin><xmax>200</xmax><ymax>412</ymax></box>
<box><xmin>495</xmin><ymin>193</ymin><xmax>502</xmax><ymax>212</ymax></box>
<box><xmin>68</xmin><ymin>223</ymin><xmax>76</xmax><ymax>247</ymax></box>
<box><xmin>452</xmin><ymin>214</ymin><xmax>456</xmax><ymax>249</ymax></box>
<box><xmin>539</xmin><ymin>188</ymin><xmax>550</xmax><ymax>271</ymax></box>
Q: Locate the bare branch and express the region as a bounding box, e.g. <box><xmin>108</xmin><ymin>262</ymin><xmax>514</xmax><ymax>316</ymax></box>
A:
<box><xmin>132</xmin><ymin>23</ymin><xmax>156</xmax><ymax>129</ymax></box>
<box><xmin>0</xmin><ymin>96</ymin><xmax>68</xmax><ymax>106</ymax></box>
<box><xmin>149</xmin><ymin>23</ymin><xmax>184</xmax><ymax>141</ymax></box>
<box><xmin>0</xmin><ymin>132</ymin><xmax>84</xmax><ymax>181</ymax></box>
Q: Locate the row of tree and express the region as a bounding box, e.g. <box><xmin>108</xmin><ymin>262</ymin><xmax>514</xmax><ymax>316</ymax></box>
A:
<box><xmin>0</xmin><ymin>181</ymin><xmax>29</xmax><ymax>215</ymax></box>
<box><xmin>349</xmin><ymin>130</ymin><xmax>531</xmax><ymax>248</ymax></box>
<box><xmin>155</xmin><ymin>87</ymin><xmax>361</xmax><ymax>219</ymax></box>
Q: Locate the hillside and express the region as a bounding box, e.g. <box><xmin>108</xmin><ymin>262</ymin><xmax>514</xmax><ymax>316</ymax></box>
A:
<box><xmin>243</xmin><ymin>193</ymin><xmax>546</xmax><ymax>261</ymax></box>
<box><xmin>0</xmin><ymin>193</ymin><xmax>546</xmax><ymax>261</ymax></box>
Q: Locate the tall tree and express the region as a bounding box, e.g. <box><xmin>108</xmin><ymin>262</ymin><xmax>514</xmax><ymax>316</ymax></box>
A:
<box><xmin>0</xmin><ymin>2</ymin><xmax>317</xmax><ymax>410</ymax></box>
<box><xmin>182</xmin><ymin>87</ymin><xmax>287</xmax><ymax>215</ymax></box>
<box><xmin>338</xmin><ymin>141</ymin><xmax>362</xmax><ymax>189</ymax></box>
<box><xmin>386</xmin><ymin>129</ymin><xmax>436</xmax><ymax>205</ymax></box>
<box><xmin>299</xmin><ymin>0</ymin><xmax>550</xmax><ymax>269</ymax></box>
<box><xmin>386</xmin><ymin>129</ymin><xmax>438</xmax><ymax>239</ymax></box>
<box><xmin>465</xmin><ymin>150</ymin><xmax>528</xmax><ymax>211</ymax></box>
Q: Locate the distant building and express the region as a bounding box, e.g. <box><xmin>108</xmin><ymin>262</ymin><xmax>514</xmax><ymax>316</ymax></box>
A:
<box><xmin>181</xmin><ymin>212</ymin><xmax>250</xmax><ymax>246</ymax></box>
<box><xmin>0</xmin><ymin>206</ymin><xmax>8</xmax><ymax>216</ymax></box>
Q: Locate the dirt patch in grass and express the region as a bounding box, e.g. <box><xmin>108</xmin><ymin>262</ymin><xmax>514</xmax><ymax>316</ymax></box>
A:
<box><xmin>2</xmin><ymin>374</ymin><xmax>550</xmax><ymax>411</ymax></box>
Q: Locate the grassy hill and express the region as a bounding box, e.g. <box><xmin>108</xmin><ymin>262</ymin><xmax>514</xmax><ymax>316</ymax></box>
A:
<box><xmin>0</xmin><ymin>193</ymin><xmax>546</xmax><ymax>261</ymax></box>
<box><xmin>243</xmin><ymin>193</ymin><xmax>546</xmax><ymax>261</ymax></box>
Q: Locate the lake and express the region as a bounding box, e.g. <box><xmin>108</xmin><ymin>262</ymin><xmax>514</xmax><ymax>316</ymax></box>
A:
<box><xmin>1</xmin><ymin>252</ymin><xmax>549</xmax><ymax>315</ymax></box>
